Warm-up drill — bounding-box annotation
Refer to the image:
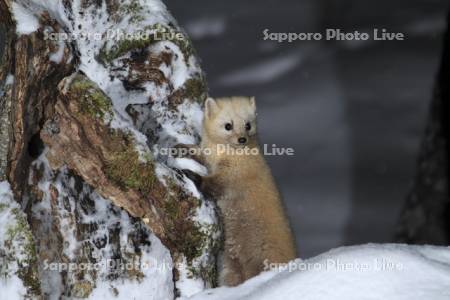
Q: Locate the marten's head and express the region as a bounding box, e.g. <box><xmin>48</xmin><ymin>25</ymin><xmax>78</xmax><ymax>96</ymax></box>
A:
<box><xmin>203</xmin><ymin>96</ymin><xmax>257</xmax><ymax>147</ymax></box>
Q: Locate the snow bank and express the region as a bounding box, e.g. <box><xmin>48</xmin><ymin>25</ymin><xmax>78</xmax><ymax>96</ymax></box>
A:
<box><xmin>183</xmin><ymin>244</ymin><xmax>450</xmax><ymax>300</ymax></box>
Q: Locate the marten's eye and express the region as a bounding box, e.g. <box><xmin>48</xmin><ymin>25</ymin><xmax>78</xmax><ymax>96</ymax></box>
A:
<box><xmin>225</xmin><ymin>123</ymin><xmax>233</xmax><ymax>131</ymax></box>
<box><xmin>245</xmin><ymin>122</ymin><xmax>251</xmax><ymax>131</ymax></box>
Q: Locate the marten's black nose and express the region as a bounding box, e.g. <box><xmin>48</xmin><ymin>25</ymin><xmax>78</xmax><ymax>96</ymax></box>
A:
<box><xmin>238</xmin><ymin>137</ymin><xmax>247</xmax><ymax>144</ymax></box>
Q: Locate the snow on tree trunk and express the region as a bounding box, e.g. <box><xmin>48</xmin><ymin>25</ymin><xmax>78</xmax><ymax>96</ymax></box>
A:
<box><xmin>396</xmin><ymin>13</ymin><xmax>450</xmax><ymax>245</ymax></box>
<box><xmin>0</xmin><ymin>0</ymin><xmax>221</xmax><ymax>298</ymax></box>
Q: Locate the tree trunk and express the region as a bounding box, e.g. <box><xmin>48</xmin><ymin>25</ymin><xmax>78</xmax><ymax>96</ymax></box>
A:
<box><xmin>0</xmin><ymin>0</ymin><xmax>220</xmax><ymax>298</ymax></box>
<box><xmin>396</xmin><ymin>13</ymin><xmax>450</xmax><ymax>245</ymax></box>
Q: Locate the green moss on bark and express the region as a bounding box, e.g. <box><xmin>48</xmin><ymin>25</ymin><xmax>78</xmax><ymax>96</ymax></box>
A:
<box><xmin>70</xmin><ymin>76</ymin><xmax>113</xmax><ymax>120</ymax></box>
<box><xmin>161</xmin><ymin>179</ymin><xmax>209</xmax><ymax>264</ymax></box>
<box><xmin>122</xmin><ymin>1</ymin><xmax>145</xmax><ymax>23</ymax></box>
<box><xmin>71</xmin><ymin>281</ymin><xmax>94</xmax><ymax>298</ymax></box>
<box><xmin>184</xmin><ymin>77</ymin><xmax>208</xmax><ymax>103</ymax></box>
<box><xmin>104</xmin><ymin>145</ymin><xmax>158</xmax><ymax>195</ymax></box>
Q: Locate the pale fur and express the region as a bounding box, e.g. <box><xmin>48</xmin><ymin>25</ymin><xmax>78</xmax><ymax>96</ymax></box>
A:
<box><xmin>201</xmin><ymin>96</ymin><xmax>297</xmax><ymax>286</ymax></box>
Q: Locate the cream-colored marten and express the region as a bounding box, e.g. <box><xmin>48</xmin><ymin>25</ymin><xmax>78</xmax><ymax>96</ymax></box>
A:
<box><xmin>199</xmin><ymin>96</ymin><xmax>297</xmax><ymax>286</ymax></box>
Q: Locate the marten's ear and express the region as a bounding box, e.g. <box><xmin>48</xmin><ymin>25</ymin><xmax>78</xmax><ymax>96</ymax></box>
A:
<box><xmin>205</xmin><ymin>97</ymin><xmax>218</xmax><ymax>118</ymax></box>
<box><xmin>249</xmin><ymin>97</ymin><xmax>256</xmax><ymax>111</ymax></box>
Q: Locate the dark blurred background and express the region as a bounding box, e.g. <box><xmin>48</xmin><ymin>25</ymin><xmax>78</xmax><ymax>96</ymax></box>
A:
<box><xmin>165</xmin><ymin>0</ymin><xmax>450</xmax><ymax>258</ymax></box>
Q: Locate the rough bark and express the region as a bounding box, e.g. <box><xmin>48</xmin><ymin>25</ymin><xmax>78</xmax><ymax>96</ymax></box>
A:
<box><xmin>0</xmin><ymin>0</ymin><xmax>15</xmax><ymax>180</ymax></box>
<box><xmin>0</xmin><ymin>0</ymin><xmax>220</xmax><ymax>298</ymax></box>
<box><xmin>396</xmin><ymin>13</ymin><xmax>450</xmax><ymax>245</ymax></box>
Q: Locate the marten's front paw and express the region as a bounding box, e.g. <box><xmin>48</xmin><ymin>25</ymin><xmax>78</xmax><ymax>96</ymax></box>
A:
<box><xmin>170</xmin><ymin>154</ymin><xmax>208</xmax><ymax>190</ymax></box>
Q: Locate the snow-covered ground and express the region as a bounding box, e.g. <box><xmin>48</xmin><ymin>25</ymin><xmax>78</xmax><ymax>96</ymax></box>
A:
<box><xmin>182</xmin><ymin>244</ymin><xmax>450</xmax><ymax>300</ymax></box>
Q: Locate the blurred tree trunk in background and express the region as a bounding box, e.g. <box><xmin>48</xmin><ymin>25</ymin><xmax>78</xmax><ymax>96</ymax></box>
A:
<box><xmin>396</xmin><ymin>13</ymin><xmax>450</xmax><ymax>244</ymax></box>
